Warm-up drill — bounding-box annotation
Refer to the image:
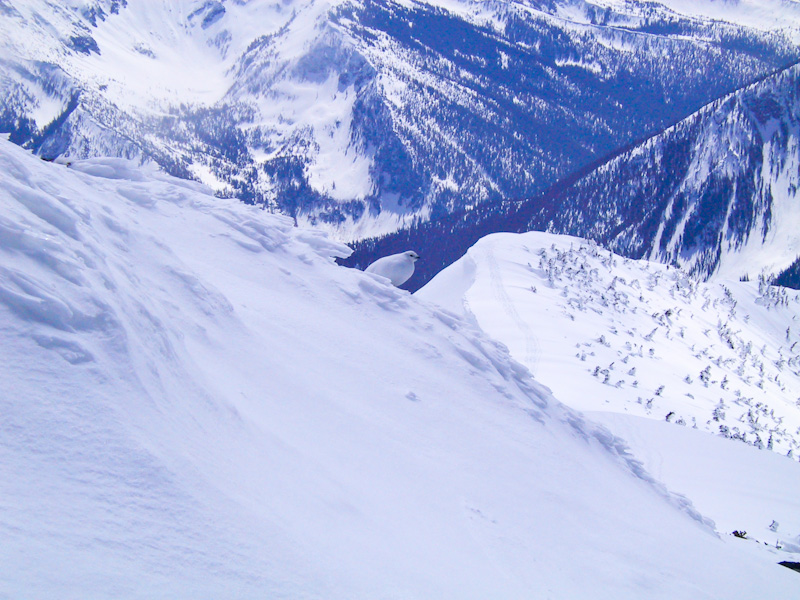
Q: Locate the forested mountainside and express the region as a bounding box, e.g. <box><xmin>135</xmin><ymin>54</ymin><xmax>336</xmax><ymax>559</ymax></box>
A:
<box><xmin>520</xmin><ymin>60</ymin><xmax>800</xmax><ymax>283</ymax></box>
<box><xmin>346</xmin><ymin>60</ymin><xmax>800</xmax><ymax>291</ymax></box>
<box><xmin>1</xmin><ymin>0</ymin><xmax>798</xmax><ymax>239</ymax></box>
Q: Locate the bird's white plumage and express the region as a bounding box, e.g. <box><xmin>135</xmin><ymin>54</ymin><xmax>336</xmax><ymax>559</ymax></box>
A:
<box><xmin>365</xmin><ymin>251</ymin><xmax>420</xmax><ymax>286</ymax></box>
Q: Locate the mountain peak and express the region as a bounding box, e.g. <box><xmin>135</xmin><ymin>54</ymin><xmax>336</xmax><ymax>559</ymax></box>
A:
<box><xmin>2</xmin><ymin>0</ymin><xmax>798</xmax><ymax>240</ymax></box>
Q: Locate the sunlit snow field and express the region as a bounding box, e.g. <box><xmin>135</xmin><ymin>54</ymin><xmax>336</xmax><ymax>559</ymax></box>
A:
<box><xmin>1</xmin><ymin>137</ymin><xmax>799</xmax><ymax>597</ymax></box>
<box><xmin>418</xmin><ymin>230</ymin><xmax>800</xmax><ymax>564</ymax></box>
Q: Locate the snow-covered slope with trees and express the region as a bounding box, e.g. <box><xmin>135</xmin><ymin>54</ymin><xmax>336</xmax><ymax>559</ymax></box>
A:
<box><xmin>418</xmin><ymin>229</ymin><xmax>800</xmax><ymax>565</ymax></box>
<box><xmin>419</xmin><ymin>231</ymin><xmax>800</xmax><ymax>455</ymax></box>
<box><xmin>1</xmin><ymin>0</ymin><xmax>798</xmax><ymax>238</ymax></box>
<box><xmin>521</xmin><ymin>61</ymin><xmax>800</xmax><ymax>283</ymax></box>
<box><xmin>2</xmin><ymin>138</ymin><xmax>799</xmax><ymax>597</ymax></box>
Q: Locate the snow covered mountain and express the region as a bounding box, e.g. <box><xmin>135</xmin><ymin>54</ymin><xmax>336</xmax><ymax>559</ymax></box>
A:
<box><xmin>514</xmin><ymin>59</ymin><xmax>800</xmax><ymax>284</ymax></box>
<box><xmin>2</xmin><ymin>0</ymin><xmax>799</xmax><ymax>239</ymax></box>
<box><xmin>2</xmin><ymin>136</ymin><xmax>800</xmax><ymax>597</ymax></box>
<box><xmin>349</xmin><ymin>56</ymin><xmax>800</xmax><ymax>292</ymax></box>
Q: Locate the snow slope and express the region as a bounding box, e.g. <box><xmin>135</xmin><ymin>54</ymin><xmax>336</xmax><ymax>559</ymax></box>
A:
<box><xmin>418</xmin><ymin>230</ymin><xmax>800</xmax><ymax>567</ymax></box>
<box><xmin>589</xmin><ymin>411</ymin><xmax>800</xmax><ymax>556</ymax></box>
<box><xmin>1</xmin><ymin>139</ymin><xmax>798</xmax><ymax>597</ymax></box>
<box><xmin>418</xmin><ymin>231</ymin><xmax>800</xmax><ymax>454</ymax></box>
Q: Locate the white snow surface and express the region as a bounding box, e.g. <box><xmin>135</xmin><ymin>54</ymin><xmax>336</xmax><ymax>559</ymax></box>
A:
<box><xmin>589</xmin><ymin>411</ymin><xmax>800</xmax><ymax>554</ymax></box>
<box><xmin>419</xmin><ymin>231</ymin><xmax>800</xmax><ymax>452</ymax></box>
<box><xmin>418</xmin><ymin>230</ymin><xmax>800</xmax><ymax>568</ymax></box>
<box><xmin>2</xmin><ymin>140</ymin><xmax>799</xmax><ymax>597</ymax></box>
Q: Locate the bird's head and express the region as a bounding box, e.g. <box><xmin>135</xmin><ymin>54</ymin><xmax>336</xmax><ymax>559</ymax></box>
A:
<box><xmin>405</xmin><ymin>251</ymin><xmax>420</xmax><ymax>262</ymax></box>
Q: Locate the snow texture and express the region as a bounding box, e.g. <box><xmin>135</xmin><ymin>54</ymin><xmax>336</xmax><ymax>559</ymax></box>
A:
<box><xmin>419</xmin><ymin>229</ymin><xmax>800</xmax><ymax>565</ymax></box>
<box><xmin>2</xmin><ymin>139</ymin><xmax>799</xmax><ymax>597</ymax></box>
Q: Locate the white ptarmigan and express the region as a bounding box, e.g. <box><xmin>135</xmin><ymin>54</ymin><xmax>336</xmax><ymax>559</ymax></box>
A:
<box><xmin>364</xmin><ymin>251</ymin><xmax>420</xmax><ymax>287</ymax></box>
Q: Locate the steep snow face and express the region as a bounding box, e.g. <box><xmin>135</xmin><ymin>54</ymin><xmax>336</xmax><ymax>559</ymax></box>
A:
<box><xmin>589</xmin><ymin>411</ymin><xmax>800</xmax><ymax>559</ymax></box>
<box><xmin>2</xmin><ymin>139</ymin><xmax>799</xmax><ymax>597</ymax></box>
<box><xmin>418</xmin><ymin>231</ymin><xmax>800</xmax><ymax>456</ymax></box>
<box><xmin>1</xmin><ymin>0</ymin><xmax>798</xmax><ymax>240</ymax></box>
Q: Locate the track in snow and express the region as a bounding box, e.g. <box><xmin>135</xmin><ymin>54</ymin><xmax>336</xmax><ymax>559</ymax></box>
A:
<box><xmin>483</xmin><ymin>240</ymin><xmax>542</xmax><ymax>377</ymax></box>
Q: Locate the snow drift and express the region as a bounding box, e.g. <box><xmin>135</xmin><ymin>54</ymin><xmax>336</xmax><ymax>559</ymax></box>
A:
<box><xmin>0</xmin><ymin>139</ymin><xmax>797</xmax><ymax>597</ymax></box>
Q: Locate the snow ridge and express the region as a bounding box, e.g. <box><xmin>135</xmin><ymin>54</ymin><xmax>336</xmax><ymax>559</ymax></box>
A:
<box><xmin>525</xmin><ymin>61</ymin><xmax>800</xmax><ymax>283</ymax></box>
<box><xmin>419</xmin><ymin>231</ymin><xmax>800</xmax><ymax>457</ymax></box>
